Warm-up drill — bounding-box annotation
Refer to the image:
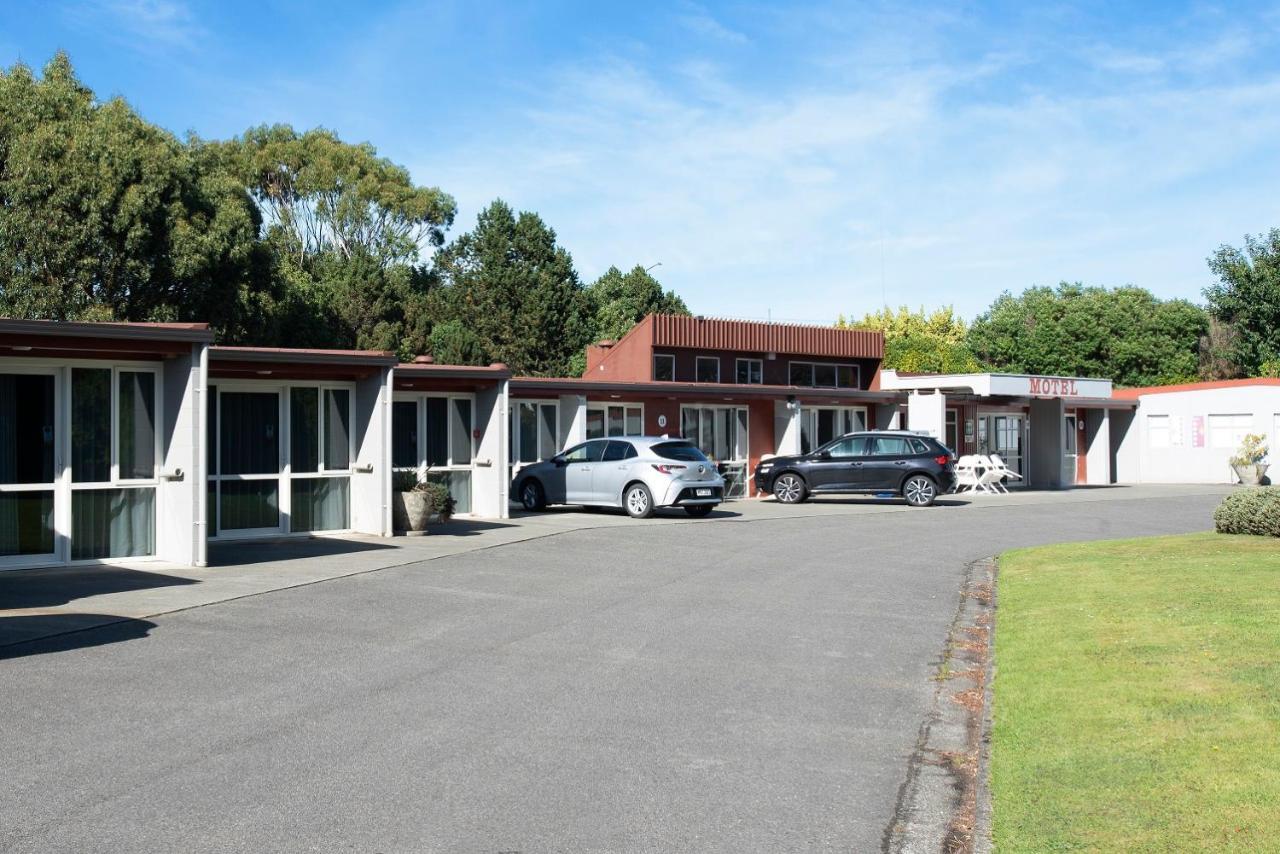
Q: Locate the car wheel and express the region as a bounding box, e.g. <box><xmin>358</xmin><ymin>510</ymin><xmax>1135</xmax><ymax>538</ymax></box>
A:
<box><xmin>773</xmin><ymin>473</ymin><xmax>807</xmax><ymax>504</ymax></box>
<box><xmin>519</xmin><ymin>479</ymin><xmax>546</xmax><ymax>511</ymax></box>
<box><xmin>623</xmin><ymin>483</ymin><xmax>655</xmax><ymax>519</ymax></box>
<box><xmin>684</xmin><ymin>504</ymin><xmax>714</xmax><ymax>518</ymax></box>
<box><xmin>902</xmin><ymin>474</ymin><xmax>937</xmax><ymax>507</ymax></box>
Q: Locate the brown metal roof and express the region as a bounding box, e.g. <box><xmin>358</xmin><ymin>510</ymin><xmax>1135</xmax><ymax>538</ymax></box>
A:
<box><xmin>209</xmin><ymin>346</ymin><xmax>398</xmax><ymax>366</ymax></box>
<box><xmin>0</xmin><ymin>317</ymin><xmax>214</xmax><ymax>342</ymax></box>
<box><xmin>510</xmin><ymin>375</ymin><xmax>902</xmax><ymax>403</ymax></box>
<box><xmin>649</xmin><ymin>314</ymin><xmax>883</xmax><ymax>359</ymax></box>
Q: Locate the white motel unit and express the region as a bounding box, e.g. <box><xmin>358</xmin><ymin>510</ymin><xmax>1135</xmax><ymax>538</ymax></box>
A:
<box><xmin>2</xmin><ymin>317</ymin><xmax>1276</xmax><ymax>572</ymax></box>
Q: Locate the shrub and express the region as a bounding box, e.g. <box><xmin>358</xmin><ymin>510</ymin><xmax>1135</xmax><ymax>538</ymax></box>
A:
<box><xmin>391</xmin><ymin>464</ymin><xmax>456</xmax><ymax>519</ymax></box>
<box><xmin>1213</xmin><ymin>487</ymin><xmax>1280</xmax><ymax>536</ymax></box>
<box><xmin>1230</xmin><ymin>433</ymin><xmax>1268</xmax><ymax>467</ymax></box>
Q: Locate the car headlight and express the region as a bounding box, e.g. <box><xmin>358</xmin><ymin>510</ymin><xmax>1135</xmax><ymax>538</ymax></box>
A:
<box><xmin>757</xmin><ymin>463</ymin><xmax>773</xmax><ymax>472</ymax></box>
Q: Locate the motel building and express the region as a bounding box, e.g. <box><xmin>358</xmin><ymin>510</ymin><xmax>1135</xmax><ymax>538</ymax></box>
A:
<box><xmin>2</xmin><ymin>315</ymin><xmax>1278</xmax><ymax>572</ymax></box>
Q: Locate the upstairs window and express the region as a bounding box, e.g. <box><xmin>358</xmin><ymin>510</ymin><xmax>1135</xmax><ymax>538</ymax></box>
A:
<box><xmin>695</xmin><ymin>356</ymin><xmax>720</xmax><ymax>383</ymax></box>
<box><xmin>653</xmin><ymin>354</ymin><xmax>675</xmax><ymax>382</ymax></box>
<box><xmin>735</xmin><ymin>358</ymin><xmax>763</xmax><ymax>384</ymax></box>
<box><xmin>788</xmin><ymin>361</ymin><xmax>859</xmax><ymax>389</ymax></box>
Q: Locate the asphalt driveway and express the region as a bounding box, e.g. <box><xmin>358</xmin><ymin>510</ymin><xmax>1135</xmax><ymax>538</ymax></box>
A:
<box><xmin>0</xmin><ymin>489</ymin><xmax>1226</xmax><ymax>852</ymax></box>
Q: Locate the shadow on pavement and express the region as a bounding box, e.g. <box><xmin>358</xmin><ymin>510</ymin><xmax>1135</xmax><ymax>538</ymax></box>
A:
<box><xmin>208</xmin><ymin>536</ymin><xmax>396</xmax><ymax>567</ymax></box>
<box><xmin>0</xmin><ymin>614</ymin><xmax>157</xmax><ymax>660</ymax></box>
<box><xmin>0</xmin><ymin>565</ymin><xmax>198</xmax><ymax>611</ymax></box>
<box><xmin>426</xmin><ymin>518</ymin><xmax>519</xmax><ymax>537</ymax></box>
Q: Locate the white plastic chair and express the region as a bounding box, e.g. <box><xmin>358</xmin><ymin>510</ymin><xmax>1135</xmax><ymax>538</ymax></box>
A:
<box><xmin>969</xmin><ymin>455</ymin><xmax>1005</xmax><ymax>494</ymax></box>
<box><xmin>988</xmin><ymin>454</ymin><xmax>1022</xmax><ymax>492</ymax></box>
<box><xmin>952</xmin><ymin>455</ymin><xmax>982</xmax><ymax>493</ymax></box>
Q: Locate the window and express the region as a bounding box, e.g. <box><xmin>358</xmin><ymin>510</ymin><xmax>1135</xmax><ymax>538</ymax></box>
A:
<box><xmin>824</xmin><ymin>436</ymin><xmax>870</xmax><ymax>457</ymax></box>
<box><xmin>392</xmin><ymin>394</ymin><xmax>477</xmax><ymax>515</ymax></box>
<box><xmin>653</xmin><ymin>354</ymin><xmax>675</xmax><ymax>382</ymax></box>
<box><xmin>696</xmin><ymin>356</ymin><xmax>720</xmax><ymax>383</ymax></box>
<box><xmin>513</xmin><ymin>401</ymin><xmax>559</xmax><ymax>463</ymax></box>
<box><xmin>1147</xmin><ymin>415</ymin><xmax>1171</xmax><ymax>448</ymax></box>
<box><xmin>871</xmin><ymin>436</ymin><xmax>910</xmax><ymax>456</ymax></box>
<box><xmin>801</xmin><ymin>407</ymin><xmax>867</xmax><ymax>453</ymax></box>
<box><xmin>563</xmin><ymin>441</ymin><xmax>607</xmax><ymax>463</ymax></box>
<box><xmin>1209</xmin><ymin>414</ymin><xmax>1252</xmax><ymax>449</ymax></box>
<box><xmin>602</xmin><ymin>441</ymin><xmax>637</xmax><ymax>462</ymax></box>
<box><xmin>788</xmin><ymin>361</ymin><xmax>860</xmax><ymax>389</ymax></box>
<box><xmin>653</xmin><ymin>442</ymin><xmax>709</xmax><ymax>462</ymax></box>
<box><xmin>680</xmin><ymin>405</ymin><xmax>748</xmax><ymax>462</ymax></box>
<box><xmin>908</xmin><ymin>438</ymin><xmax>932</xmax><ymax>455</ymax></box>
<box><xmin>736</xmin><ymin>358</ymin><xmax>763</xmax><ymax>384</ymax></box>
<box><xmin>63</xmin><ymin>367</ymin><xmax>160</xmax><ymax>558</ymax></box>
<box><xmin>945</xmin><ymin>410</ymin><xmax>959</xmax><ymax>453</ymax></box>
<box><xmin>587</xmin><ymin>404</ymin><xmax>644</xmax><ymax>439</ymax></box>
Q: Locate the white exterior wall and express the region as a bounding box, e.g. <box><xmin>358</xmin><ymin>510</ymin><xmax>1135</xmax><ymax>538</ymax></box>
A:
<box><xmin>906</xmin><ymin>391</ymin><xmax>945</xmax><ymax>439</ymax></box>
<box><xmin>472</xmin><ymin>380</ymin><xmax>510</xmax><ymax>518</ymax></box>
<box><xmin>156</xmin><ymin>343</ymin><xmax>205</xmax><ymax>565</ymax></box>
<box><xmin>351</xmin><ymin>366</ymin><xmax>394</xmax><ymax>536</ymax></box>
<box><xmin>773</xmin><ymin>400</ymin><xmax>802</xmax><ymax>455</ymax></box>
<box><xmin>1131</xmin><ymin>386</ymin><xmax>1280</xmax><ymax>483</ymax></box>
<box><xmin>559</xmin><ymin>394</ymin><xmax>587</xmax><ymax>450</ymax></box>
<box><xmin>1083</xmin><ymin>408</ymin><xmax>1111</xmax><ymax>485</ymax></box>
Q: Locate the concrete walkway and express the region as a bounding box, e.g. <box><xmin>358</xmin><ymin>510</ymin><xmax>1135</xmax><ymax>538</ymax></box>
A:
<box><xmin>0</xmin><ymin>484</ymin><xmax>1234</xmax><ymax>652</ymax></box>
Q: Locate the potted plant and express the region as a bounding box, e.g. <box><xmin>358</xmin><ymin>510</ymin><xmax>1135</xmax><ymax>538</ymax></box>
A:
<box><xmin>392</xmin><ymin>464</ymin><xmax>456</xmax><ymax>535</ymax></box>
<box><xmin>1230</xmin><ymin>433</ymin><xmax>1269</xmax><ymax>486</ymax></box>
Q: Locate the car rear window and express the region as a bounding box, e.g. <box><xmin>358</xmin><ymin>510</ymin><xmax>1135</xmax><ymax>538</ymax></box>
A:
<box><xmin>908</xmin><ymin>438</ymin><xmax>932</xmax><ymax>455</ymax></box>
<box><xmin>652</xmin><ymin>442</ymin><xmax>709</xmax><ymax>462</ymax></box>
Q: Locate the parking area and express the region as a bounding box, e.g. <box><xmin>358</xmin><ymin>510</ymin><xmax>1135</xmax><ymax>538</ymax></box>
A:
<box><xmin>0</xmin><ymin>484</ymin><xmax>1231</xmax><ymax>851</ymax></box>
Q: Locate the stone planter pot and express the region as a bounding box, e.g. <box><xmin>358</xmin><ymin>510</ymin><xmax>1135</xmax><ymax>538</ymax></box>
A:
<box><xmin>1232</xmin><ymin>462</ymin><xmax>1269</xmax><ymax>486</ymax></box>
<box><xmin>393</xmin><ymin>490</ymin><xmax>434</xmax><ymax>535</ymax></box>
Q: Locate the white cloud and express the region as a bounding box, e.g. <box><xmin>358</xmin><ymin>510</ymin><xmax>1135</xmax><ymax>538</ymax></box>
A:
<box><xmin>64</xmin><ymin>0</ymin><xmax>202</xmax><ymax>54</ymax></box>
<box><xmin>418</xmin><ymin>9</ymin><xmax>1280</xmax><ymax>320</ymax></box>
<box><xmin>676</xmin><ymin>4</ymin><xmax>749</xmax><ymax>45</ymax></box>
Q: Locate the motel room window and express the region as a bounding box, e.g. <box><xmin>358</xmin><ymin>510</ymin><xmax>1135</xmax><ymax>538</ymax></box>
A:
<box><xmin>945</xmin><ymin>410</ymin><xmax>959</xmax><ymax>453</ymax></box>
<box><xmin>696</xmin><ymin>356</ymin><xmax>721</xmax><ymax>383</ymax></box>
<box><xmin>392</xmin><ymin>394</ymin><xmax>476</xmax><ymax>514</ymax></box>
<box><xmin>736</xmin><ymin>358</ymin><xmax>763</xmax><ymax>385</ymax></box>
<box><xmin>514</xmin><ymin>401</ymin><xmax>559</xmax><ymax>464</ymax></box>
<box><xmin>653</xmin><ymin>354</ymin><xmax>675</xmax><ymax>382</ymax></box>
<box><xmin>1147</xmin><ymin>415</ymin><xmax>1171</xmax><ymax>448</ymax></box>
<box><xmin>587</xmin><ymin>404</ymin><xmax>644</xmax><ymax>440</ymax></box>
<box><xmin>286</xmin><ymin>386</ymin><xmax>353</xmax><ymax>534</ymax></box>
<box><xmin>1209</xmin><ymin>414</ymin><xmax>1252</xmax><ymax>449</ymax></box>
<box><xmin>788</xmin><ymin>361</ymin><xmax>859</xmax><ymax>389</ymax></box>
<box><xmin>68</xmin><ymin>367</ymin><xmax>159</xmax><ymax>560</ymax></box>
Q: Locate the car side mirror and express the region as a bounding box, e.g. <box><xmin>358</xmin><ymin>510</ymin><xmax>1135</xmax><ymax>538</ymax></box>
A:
<box><xmin>552</xmin><ymin>455</ymin><xmax>567</xmax><ymax>467</ymax></box>
<box><xmin>817</xmin><ymin>450</ymin><xmax>831</xmax><ymax>460</ymax></box>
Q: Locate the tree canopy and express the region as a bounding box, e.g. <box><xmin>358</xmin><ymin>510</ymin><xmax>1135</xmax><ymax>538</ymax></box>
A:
<box><xmin>0</xmin><ymin>53</ymin><xmax>262</xmax><ymax>333</ymax></box>
<box><xmin>1205</xmin><ymin>229</ymin><xmax>1280</xmax><ymax>376</ymax></box>
<box><xmin>428</xmin><ymin>200</ymin><xmax>591</xmax><ymax>375</ymax></box>
<box><xmin>839</xmin><ymin>306</ymin><xmax>981</xmax><ymax>374</ymax></box>
<box><xmin>966</xmin><ymin>283</ymin><xmax>1208</xmax><ymax>387</ymax></box>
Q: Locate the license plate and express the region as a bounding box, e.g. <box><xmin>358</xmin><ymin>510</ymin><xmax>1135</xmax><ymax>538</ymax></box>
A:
<box><xmin>696</xmin><ymin>488</ymin><xmax>712</xmax><ymax>497</ymax></box>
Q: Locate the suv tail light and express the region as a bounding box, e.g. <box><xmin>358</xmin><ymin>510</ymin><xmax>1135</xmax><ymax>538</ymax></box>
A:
<box><xmin>651</xmin><ymin>463</ymin><xmax>687</xmax><ymax>474</ymax></box>
<box><xmin>935</xmin><ymin>455</ymin><xmax>951</xmax><ymax>466</ymax></box>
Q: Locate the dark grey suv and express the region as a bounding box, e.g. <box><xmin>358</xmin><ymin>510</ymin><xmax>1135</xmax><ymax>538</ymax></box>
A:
<box><xmin>753</xmin><ymin>431</ymin><xmax>956</xmax><ymax>507</ymax></box>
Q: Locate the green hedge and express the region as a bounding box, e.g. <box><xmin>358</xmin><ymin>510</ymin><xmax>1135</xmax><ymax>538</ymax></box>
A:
<box><xmin>1213</xmin><ymin>487</ymin><xmax>1280</xmax><ymax>537</ymax></box>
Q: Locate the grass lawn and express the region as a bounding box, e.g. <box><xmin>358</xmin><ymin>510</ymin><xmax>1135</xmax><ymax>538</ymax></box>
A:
<box><xmin>991</xmin><ymin>532</ymin><xmax>1280</xmax><ymax>852</ymax></box>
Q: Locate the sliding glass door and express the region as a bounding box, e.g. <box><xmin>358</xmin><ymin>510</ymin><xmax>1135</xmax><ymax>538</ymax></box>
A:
<box><xmin>0</xmin><ymin>371</ymin><xmax>57</xmax><ymax>565</ymax></box>
<box><xmin>394</xmin><ymin>394</ymin><xmax>475</xmax><ymax>514</ymax></box>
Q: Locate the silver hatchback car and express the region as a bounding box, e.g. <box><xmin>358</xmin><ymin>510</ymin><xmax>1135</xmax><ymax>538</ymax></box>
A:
<box><xmin>512</xmin><ymin>436</ymin><xmax>726</xmax><ymax>518</ymax></box>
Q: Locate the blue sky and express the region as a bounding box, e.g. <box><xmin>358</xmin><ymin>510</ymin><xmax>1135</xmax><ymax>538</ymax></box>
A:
<box><xmin>4</xmin><ymin>1</ymin><xmax>1280</xmax><ymax>322</ymax></box>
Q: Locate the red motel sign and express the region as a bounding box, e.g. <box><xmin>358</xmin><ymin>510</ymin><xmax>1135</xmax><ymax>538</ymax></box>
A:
<box><xmin>1027</xmin><ymin>377</ymin><xmax>1080</xmax><ymax>397</ymax></box>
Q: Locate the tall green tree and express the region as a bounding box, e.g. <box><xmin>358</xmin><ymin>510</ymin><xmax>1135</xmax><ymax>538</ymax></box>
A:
<box><xmin>430</xmin><ymin>200</ymin><xmax>590</xmax><ymax>375</ymax></box>
<box><xmin>0</xmin><ymin>53</ymin><xmax>262</xmax><ymax>333</ymax></box>
<box><xmin>211</xmin><ymin>124</ymin><xmax>456</xmax><ymax>350</ymax></box>
<box><xmin>839</xmin><ymin>305</ymin><xmax>981</xmax><ymax>374</ymax></box>
<box><xmin>1205</xmin><ymin>229</ymin><xmax>1280</xmax><ymax>375</ymax></box>
<box><xmin>566</xmin><ymin>265</ymin><xmax>689</xmax><ymax>373</ymax></box>
<box><xmin>967</xmin><ymin>283</ymin><xmax>1208</xmax><ymax>387</ymax></box>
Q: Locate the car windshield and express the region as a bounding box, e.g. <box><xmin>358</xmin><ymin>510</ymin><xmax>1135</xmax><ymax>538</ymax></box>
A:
<box><xmin>652</xmin><ymin>442</ymin><xmax>710</xmax><ymax>462</ymax></box>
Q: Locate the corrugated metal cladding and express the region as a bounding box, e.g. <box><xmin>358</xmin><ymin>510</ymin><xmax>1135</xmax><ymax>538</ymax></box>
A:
<box><xmin>650</xmin><ymin>314</ymin><xmax>884</xmax><ymax>359</ymax></box>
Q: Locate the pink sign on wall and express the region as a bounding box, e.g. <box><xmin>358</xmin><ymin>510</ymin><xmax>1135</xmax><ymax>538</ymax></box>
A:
<box><xmin>1191</xmin><ymin>415</ymin><xmax>1205</xmax><ymax>448</ymax></box>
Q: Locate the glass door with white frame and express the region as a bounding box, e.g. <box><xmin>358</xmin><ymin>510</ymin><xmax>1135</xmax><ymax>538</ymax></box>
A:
<box><xmin>800</xmin><ymin>406</ymin><xmax>867</xmax><ymax>454</ymax></box>
<box><xmin>586</xmin><ymin>403</ymin><xmax>643</xmax><ymax>439</ymax></box>
<box><xmin>211</xmin><ymin>387</ymin><xmax>283</xmax><ymax>536</ymax></box>
<box><xmin>394</xmin><ymin>394</ymin><xmax>475</xmax><ymax>514</ymax></box>
<box><xmin>680</xmin><ymin>405</ymin><xmax>749</xmax><ymax>497</ymax></box>
<box><xmin>977</xmin><ymin>414</ymin><xmax>1026</xmax><ymax>484</ymax></box>
<box><xmin>0</xmin><ymin>370</ymin><xmax>58</xmax><ymax>566</ymax></box>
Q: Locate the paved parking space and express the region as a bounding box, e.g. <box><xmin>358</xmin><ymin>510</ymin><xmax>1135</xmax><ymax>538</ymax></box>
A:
<box><xmin>0</xmin><ymin>484</ymin><xmax>1234</xmax><ymax>651</ymax></box>
<box><xmin>0</xmin><ymin>485</ymin><xmax>1230</xmax><ymax>851</ymax></box>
